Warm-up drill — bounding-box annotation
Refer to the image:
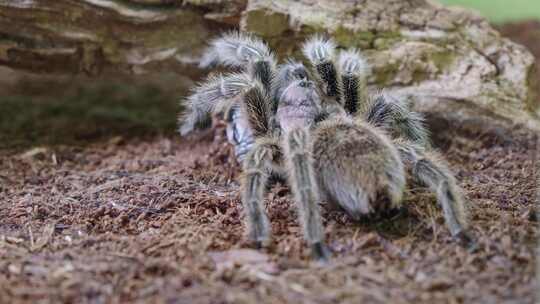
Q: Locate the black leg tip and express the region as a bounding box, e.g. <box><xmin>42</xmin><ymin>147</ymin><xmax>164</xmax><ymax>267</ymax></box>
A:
<box><xmin>311</xmin><ymin>242</ymin><xmax>331</xmax><ymax>263</ymax></box>
<box><xmin>454</xmin><ymin>230</ymin><xmax>478</xmax><ymax>252</ymax></box>
<box><xmin>251</xmin><ymin>237</ymin><xmax>271</xmax><ymax>250</ymax></box>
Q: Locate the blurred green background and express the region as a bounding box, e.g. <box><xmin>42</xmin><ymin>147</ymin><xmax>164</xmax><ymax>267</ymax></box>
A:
<box><xmin>441</xmin><ymin>0</ymin><xmax>540</xmax><ymax>22</ymax></box>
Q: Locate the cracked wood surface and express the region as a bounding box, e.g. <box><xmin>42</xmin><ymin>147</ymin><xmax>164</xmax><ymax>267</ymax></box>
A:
<box><xmin>0</xmin><ymin>0</ymin><xmax>538</xmax><ymax>130</ymax></box>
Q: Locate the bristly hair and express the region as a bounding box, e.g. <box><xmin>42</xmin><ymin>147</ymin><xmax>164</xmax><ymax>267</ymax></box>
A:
<box><xmin>198</xmin><ymin>47</ymin><xmax>219</xmax><ymax>69</ymax></box>
<box><xmin>272</xmin><ymin>60</ymin><xmax>310</xmax><ymax>109</ymax></box>
<box><xmin>338</xmin><ymin>49</ymin><xmax>370</xmax><ymax>77</ymax></box>
<box><xmin>302</xmin><ymin>35</ymin><xmax>336</xmax><ymax>65</ymax></box>
<box><xmin>276</xmin><ymin>59</ymin><xmax>310</xmax><ymax>82</ymax></box>
<box><xmin>364</xmin><ymin>90</ymin><xmax>430</xmax><ymax>147</ymax></box>
<box><xmin>178</xmin><ymin>72</ymin><xmax>252</xmax><ymax>136</ymax></box>
<box><xmin>201</xmin><ymin>31</ymin><xmax>276</xmax><ymax>69</ymax></box>
<box><xmin>338</xmin><ymin>49</ymin><xmax>371</xmax><ymax>114</ymax></box>
<box><xmin>302</xmin><ymin>36</ymin><xmax>340</xmax><ymax>98</ymax></box>
<box><xmin>241</xmin><ymin>83</ymin><xmax>271</xmax><ymax>138</ymax></box>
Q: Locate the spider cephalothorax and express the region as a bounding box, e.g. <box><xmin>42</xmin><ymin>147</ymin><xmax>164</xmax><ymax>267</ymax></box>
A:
<box><xmin>179</xmin><ymin>32</ymin><xmax>473</xmax><ymax>261</ymax></box>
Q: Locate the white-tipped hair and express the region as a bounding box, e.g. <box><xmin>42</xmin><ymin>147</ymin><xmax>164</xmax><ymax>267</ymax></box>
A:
<box><xmin>203</xmin><ymin>31</ymin><xmax>275</xmax><ymax>68</ymax></box>
<box><xmin>302</xmin><ymin>35</ymin><xmax>336</xmax><ymax>64</ymax></box>
<box><xmin>178</xmin><ymin>72</ymin><xmax>252</xmax><ymax>136</ymax></box>
<box><xmin>338</xmin><ymin>49</ymin><xmax>371</xmax><ymax>77</ymax></box>
<box><xmin>364</xmin><ymin>90</ymin><xmax>430</xmax><ymax>146</ymax></box>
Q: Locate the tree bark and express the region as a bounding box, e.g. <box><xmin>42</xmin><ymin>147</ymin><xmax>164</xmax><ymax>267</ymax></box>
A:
<box><xmin>0</xmin><ymin>0</ymin><xmax>538</xmax><ymax>130</ymax></box>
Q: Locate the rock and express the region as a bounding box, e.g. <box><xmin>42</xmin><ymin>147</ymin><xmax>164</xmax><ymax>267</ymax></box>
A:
<box><xmin>0</xmin><ymin>0</ymin><xmax>537</xmax><ymax>131</ymax></box>
<box><xmin>241</xmin><ymin>0</ymin><xmax>539</xmax><ymax>131</ymax></box>
<box><xmin>0</xmin><ymin>0</ymin><xmax>244</xmax><ymax>76</ymax></box>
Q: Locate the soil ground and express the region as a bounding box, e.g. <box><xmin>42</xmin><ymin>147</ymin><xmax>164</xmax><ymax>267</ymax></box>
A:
<box><xmin>0</xmin><ymin>22</ymin><xmax>539</xmax><ymax>303</ymax></box>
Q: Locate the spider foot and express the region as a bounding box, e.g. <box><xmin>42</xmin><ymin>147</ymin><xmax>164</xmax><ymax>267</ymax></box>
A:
<box><xmin>454</xmin><ymin>230</ymin><xmax>478</xmax><ymax>252</ymax></box>
<box><xmin>310</xmin><ymin>242</ymin><xmax>331</xmax><ymax>263</ymax></box>
<box><xmin>251</xmin><ymin>236</ymin><xmax>272</xmax><ymax>250</ymax></box>
<box><xmin>254</xmin><ymin>240</ymin><xmax>264</xmax><ymax>250</ymax></box>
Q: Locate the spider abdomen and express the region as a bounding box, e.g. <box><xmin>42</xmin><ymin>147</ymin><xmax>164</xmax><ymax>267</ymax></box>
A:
<box><xmin>312</xmin><ymin>118</ymin><xmax>406</xmax><ymax>219</ymax></box>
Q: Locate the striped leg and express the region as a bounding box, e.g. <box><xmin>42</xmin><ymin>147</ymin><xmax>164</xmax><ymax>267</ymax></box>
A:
<box><xmin>239</xmin><ymin>82</ymin><xmax>280</xmax><ymax>246</ymax></box>
<box><xmin>364</xmin><ymin>92</ymin><xmax>430</xmax><ymax>147</ymax></box>
<box><xmin>395</xmin><ymin>140</ymin><xmax>474</xmax><ymax>248</ymax></box>
<box><xmin>302</xmin><ymin>36</ymin><xmax>340</xmax><ymax>101</ymax></box>
<box><xmin>241</xmin><ymin>140</ymin><xmax>280</xmax><ymax>247</ymax></box>
<box><xmin>200</xmin><ymin>31</ymin><xmax>276</xmax><ymax>93</ymax></box>
<box><xmin>337</xmin><ymin>49</ymin><xmax>370</xmax><ymax>115</ymax></box>
<box><xmin>284</xmin><ymin>127</ymin><xmax>329</xmax><ymax>261</ymax></box>
<box><xmin>179</xmin><ymin>73</ymin><xmax>252</xmax><ymax>135</ymax></box>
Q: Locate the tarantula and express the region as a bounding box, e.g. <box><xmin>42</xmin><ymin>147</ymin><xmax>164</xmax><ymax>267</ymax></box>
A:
<box><xmin>179</xmin><ymin>32</ymin><xmax>473</xmax><ymax>261</ymax></box>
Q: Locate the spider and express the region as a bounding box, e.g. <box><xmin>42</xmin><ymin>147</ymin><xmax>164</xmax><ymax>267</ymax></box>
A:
<box><xmin>179</xmin><ymin>32</ymin><xmax>473</xmax><ymax>261</ymax></box>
